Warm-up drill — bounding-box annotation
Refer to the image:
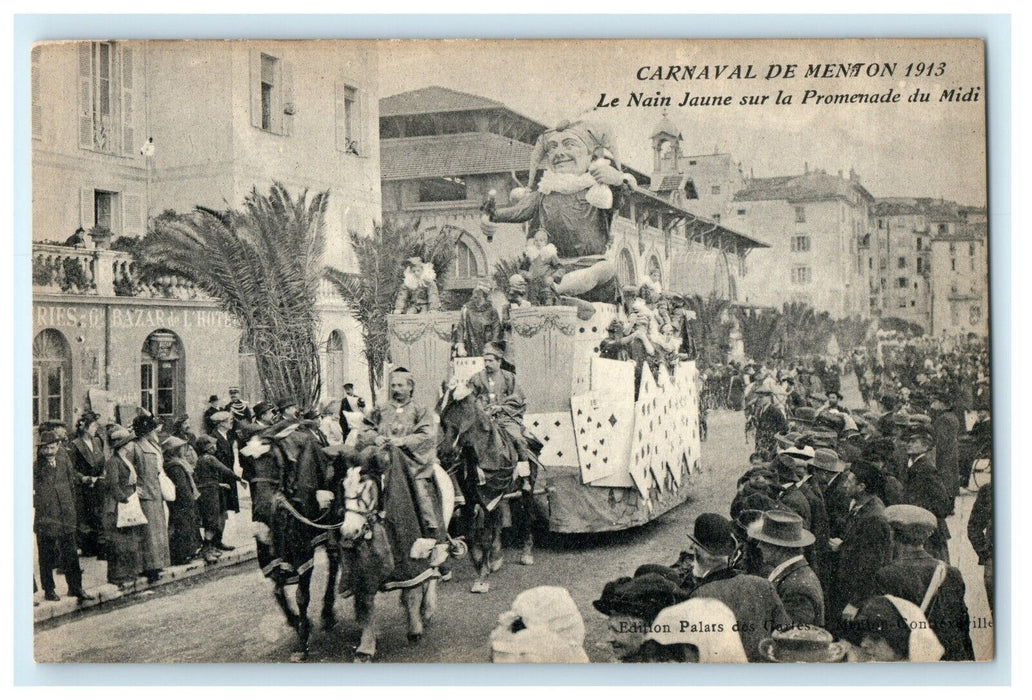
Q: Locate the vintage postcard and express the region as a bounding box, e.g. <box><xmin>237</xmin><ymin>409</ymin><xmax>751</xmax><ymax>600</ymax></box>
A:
<box><xmin>30</xmin><ymin>38</ymin><xmax>992</xmax><ymax>665</ymax></box>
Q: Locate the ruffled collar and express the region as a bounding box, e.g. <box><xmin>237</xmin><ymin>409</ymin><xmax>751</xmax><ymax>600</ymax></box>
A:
<box><xmin>537</xmin><ymin>170</ymin><xmax>596</xmax><ymax>195</ymax></box>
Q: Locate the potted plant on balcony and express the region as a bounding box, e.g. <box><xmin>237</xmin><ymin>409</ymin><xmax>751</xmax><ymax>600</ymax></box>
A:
<box><xmin>88</xmin><ymin>225</ymin><xmax>113</xmax><ymax>250</ymax></box>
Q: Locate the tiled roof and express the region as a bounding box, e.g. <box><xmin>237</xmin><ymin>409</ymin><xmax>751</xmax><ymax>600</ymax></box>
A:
<box><xmin>734</xmin><ymin>172</ymin><xmax>873</xmax><ymax>203</ymax></box>
<box><xmin>380</xmin><ymin>86</ymin><xmax>506</xmax><ymax>117</ymax></box>
<box><xmin>652</xmin><ymin>174</ymin><xmax>687</xmax><ymax>192</ymax></box>
<box><xmin>874</xmin><ymin>197</ymin><xmax>964</xmax><ymax>222</ymax></box>
<box><xmin>381</xmin><ymin>132</ymin><xmax>535</xmax><ymax>181</ymax></box>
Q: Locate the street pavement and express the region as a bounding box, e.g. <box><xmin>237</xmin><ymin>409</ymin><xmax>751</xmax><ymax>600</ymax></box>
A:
<box><xmin>34</xmin><ymin>385</ymin><xmax>995</xmax><ymax>663</ymax></box>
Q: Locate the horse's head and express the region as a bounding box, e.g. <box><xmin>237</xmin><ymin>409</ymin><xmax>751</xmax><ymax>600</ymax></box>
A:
<box><xmin>339</xmin><ymin>466</ymin><xmax>378</xmax><ymax>542</ymax></box>
<box><xmin>437</xmin><ymin>380</ymin><xmax>483</xmax><ymax>460</ymax></box>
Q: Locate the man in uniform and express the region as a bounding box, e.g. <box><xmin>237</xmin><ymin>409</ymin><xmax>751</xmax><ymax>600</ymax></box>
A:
<box><xmin>352</xmin><ymin>367</ymin><xmax>441</xmax><ymax>540</ymax></box>
<box><xmin>875</xmin><ymin>504</ymin><xmax>975</xmax><ymax>660</ymax></box>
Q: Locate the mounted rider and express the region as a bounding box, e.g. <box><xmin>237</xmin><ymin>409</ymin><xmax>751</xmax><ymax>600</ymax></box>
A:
<box><xmin>350</xmin><ymin>367</ymin><xmax>442</xmax><ymax>541</ymax></box>
<box><xmin>467</xmin><ymin>342</ymin><xmax>533</xmax><ymax>478</ymax></box>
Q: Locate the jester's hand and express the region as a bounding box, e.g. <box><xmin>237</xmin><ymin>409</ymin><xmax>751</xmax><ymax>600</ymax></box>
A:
<box><xmin>589</xmin><ymin>160</ymin><xmax>624</xmax><ymax>186</ymax></box>
<box><xmin>480</xmin><ymin>214</ymin><xmax>498</xmax><ymax>237</ymax></box>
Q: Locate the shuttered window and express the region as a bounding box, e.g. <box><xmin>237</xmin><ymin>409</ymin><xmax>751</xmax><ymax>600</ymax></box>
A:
<box><xmin>77</xmin><ymin>41</ymin><xmax>135</xmax><ymax>155</ymax></box>
<box><xmin>250</xmin><ymin>50</ymin><xmax>294</xmax><ymax>136</ymax></box>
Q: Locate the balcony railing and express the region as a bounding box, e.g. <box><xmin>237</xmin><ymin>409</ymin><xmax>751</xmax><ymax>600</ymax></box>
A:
<box><xmin>32</xmin><ymin>243</ymin><xmax>208</xmax><ymax>300</ymax></box>
<box><xmin>34</xmin><ymin>243</ymin><xmax>353</xmax><ymax>305</ymax></box>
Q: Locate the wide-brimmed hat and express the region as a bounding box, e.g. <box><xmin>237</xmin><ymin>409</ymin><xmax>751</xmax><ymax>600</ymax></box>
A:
<box><xmin>774</xmin><ymin>431</ymin><xmax>803</xmax><ymax>449</ymax></box>
<box><xmin>252</xmin><ymin>401</ymin><xmax>276</xmax><ymax>419</ymax></box>
<box><xmin>686</xmin><ymin>513</ymin><xmax>737</xmax><ymax>556</ymax></box>
<box><xmin>276</xmin><ymin>396</ymin><xmax>297</xmax><ymax>412</ymax></box>
<box><xmin>161</xmin><ymin>435</ymin><xmax>189</xmax><ymax>452</ymax></box>
<box><xmin>780</xmin><ymin>444</ymin><xmax>816</xmax><ymax>461</ymax></box>
<box><xmin>132</xmin><ymin>413</ymin><xmax>161</xmax><ymax>437</ymax></box>
<box><xmin>108</xmin><ymin>426</ymin><xmax>136</xmax><ymax>450</ymax></box>
<box><xmin>748</xmin><ymin>510</ymin><xmax>815</xmax><ymax>548</ymax></box>
<box><xmin>758</xmin><ymin>626</ymin><xmax>846</xmax><ymax>663</ymax></box>
<box><xmin>592</xmin><ymin>574</ymin><xmax>688</xmax><ymax>623</ymax></box>
<box><xmin>811</xmin><ymin>448</ymin><xmax>845</xmax><ymax>473</ymax></box>
<box><xmin>37</xmin><ymin>430</ymin><xmax>61</xmax><ymax>447</ymax></box>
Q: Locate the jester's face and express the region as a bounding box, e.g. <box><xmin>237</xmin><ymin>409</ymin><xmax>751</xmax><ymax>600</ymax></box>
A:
<box><xmin>544</xmin><ymin>130</ymin><xmax>591</xmax><ymax>175</ymax></box>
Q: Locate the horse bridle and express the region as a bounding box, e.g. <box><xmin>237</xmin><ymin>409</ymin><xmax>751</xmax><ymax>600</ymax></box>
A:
<box><xmin>341</xmin><ymin>476</ymin><xmax>381</xmax><ymax>541</ymax></box>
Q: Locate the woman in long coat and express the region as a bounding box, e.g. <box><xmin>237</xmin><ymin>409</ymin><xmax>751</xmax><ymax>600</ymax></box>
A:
<box><xmin>162</xmin><ymin>436</ymin><xmax>203</xmax><ymax>565</ymax></box>
<box><xmin>131</xmin><ymin>415</ymin><xmax>171</xmax><ymax>581</ymax></box>
<box><xmin>103</xmin><ymin>426</ymin><xmax>146</xmax><ymax>588</ymax></box>
<box><xmin>69</xmin><ymin>411</ymin><xmax>107</xmax><ymax>558</ymax></box>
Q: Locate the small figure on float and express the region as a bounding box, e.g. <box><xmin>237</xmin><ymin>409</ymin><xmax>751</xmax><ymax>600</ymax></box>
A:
<box><xmin>521</xmin><ymin>229</ymin><xmax>563</xmax><ymax>306</ymax></box>
<box><xmin>505</xmin><ymin>274</ymin><xmax>532</xmax><ymax>310</ymax></box>
<box><xmin>480</xmin><ymin>119</ymin><xmax>636</xmax><ymax>305</ymax></box>
<box><xmin>453</xmin><ymin>280</ymin><xmax>503</xmax><ymax>358</ymax></box>
<box><xmin>394</xmin><ymin>257</ymin><xmax>441</xmax><ymax>314</ymax></box>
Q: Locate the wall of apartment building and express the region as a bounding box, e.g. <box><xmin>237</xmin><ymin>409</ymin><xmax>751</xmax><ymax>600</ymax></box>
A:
<box><xmin>929</xmin><ymin>237</ymin><xmax>989</xmax><ymax>337</ymax></box>
<box><xmin>736</xmin><ymin>198</ymin><xmax>869</xmax><ymax>318</ymax></box>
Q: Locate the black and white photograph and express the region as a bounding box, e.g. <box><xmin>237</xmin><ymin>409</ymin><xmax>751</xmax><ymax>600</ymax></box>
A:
<box><xmin>28</xmin><ymin>37</ymin><xmax>994</xmax><ymax>665</ymax></box>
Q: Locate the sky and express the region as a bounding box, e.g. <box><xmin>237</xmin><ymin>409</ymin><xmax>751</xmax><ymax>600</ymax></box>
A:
<box><xmin>377</xmin><ymin>39</ymin><xmax>987</xmax><ymax>206</ymax></box>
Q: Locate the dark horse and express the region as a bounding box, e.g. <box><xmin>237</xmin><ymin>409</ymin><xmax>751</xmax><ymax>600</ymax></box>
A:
<box><xmin>436</xmin><ymin>383</ymin><xmax>545</xmax><ymax>593</ymax></box>
<box><xmin>242</xmin><ymin>426</ymin><xmax>340</xmax><ymax>662</ymax></box>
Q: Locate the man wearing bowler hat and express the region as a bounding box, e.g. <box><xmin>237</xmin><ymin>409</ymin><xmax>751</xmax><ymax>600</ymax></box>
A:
<box><xmin>685</xmin><ymin>513</ymin><xmax>791</xmax><ymax>662</ymax></box>
<box><xmin>748</xmin><ymin>510</ymin><xmax>824</xmax><ymax>627</ymax></box>
<box><xmin>875</xmin><ymin>505</ymin><xmax>974</xmax><ymax>661</ymax></box>
<box><xmin>203</xmin><ymin>394</ymin><xmax>222</xmax><ymax>434</ymax></box>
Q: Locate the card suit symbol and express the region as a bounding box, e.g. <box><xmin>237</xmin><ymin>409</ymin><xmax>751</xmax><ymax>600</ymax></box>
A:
<box><xmin>595</xmin><ymin>422</ymin><xmax>602</xmax><ymax>430</ymax></box>
<box><xmin>576</xmin><ymin>408</ymin><xmax>583</xmax><ymax>416</ymax></box>
<box><xmin>554</xmin><ymin>420</ymin><xmax>562</xmax><ymax>428</ymax></box>
<box><xmin>556</xmin><ymin>450</ymin><xmax>564</xmax><ymax>458</ymax></box>
<box><xmin>602</xmin><ymin>457</ymin><xmax>609</xmax><ymax>463</ymax></box>
<box><xmin>608</xmin><ymin>414</ymin><xmax>618</xmax><ymax>427</ymax></box>
<box><xmin>592</xmin><ymin>449</ymin><xmax>598</xmax><ymax>456</ymax></box>
<box><xmin>599</xmin><ymin>438</ymin><xmax>605</xmax><ymax>445</ymax></box>
<box><xmin>579</xmin><ymin>427</ymin><xmax>586</xmax><ymax>434</ymax></box>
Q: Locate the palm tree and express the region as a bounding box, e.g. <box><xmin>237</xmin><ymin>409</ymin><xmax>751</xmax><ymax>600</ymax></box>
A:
<box><xmin>324</xmin><ymin>217</ymin><xmax>456</xmax><ymax>402</ymax></box>
<box><xmin>139</xmin><ymin>183</ymin><xmax>328</xmax><ymax>410</ymax></box>
<box><xmin>690</xmin><ymin>294</ymin><xmax>733</xmax><ymax>365</ymax></box>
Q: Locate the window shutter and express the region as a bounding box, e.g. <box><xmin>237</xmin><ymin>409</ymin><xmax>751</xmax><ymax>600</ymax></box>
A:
<box><xmin>249</xmin><ymin>49</ymin><xmax>262</xmax><ymax>129</ymax></box>
<box><xmin>354</xmin><ymin>88</ymin><xmax>368</xmax><ymax>156</ymax></box>
<box><xmin>80</xmin><ymin>188</ymin><xmax>95</xmax><ymax>229</ymax></box>
<box><xmin>78</xmin><ymin>42</ymin><xmax>94</xmax><ymax>149</ymax></box>
<box><xmin>281</xmin><ymin>60</ymin><xmax>294</xmax><ymax>136</ymax></box>
<box><xmin>123</xmin><ymin>193</ymin><xmax>145</xmax><ymax>235</ymax></box>
<box><xmin>334</xmin><ymin>80</ymin><xmax>347</xmax><ymax>152</ymax></box>
<box><xmin>31</xmin><ymin>46</ymin><xmax>42</xmax><ymax>139</ymax></box>
<box><xmin>120</xmin><ymin>44</ymin><xmax>135</xmax><ymax>155</ymax></box>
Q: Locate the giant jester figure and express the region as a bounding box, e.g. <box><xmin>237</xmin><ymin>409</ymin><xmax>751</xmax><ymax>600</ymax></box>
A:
<box><xmin>480</xmin><ymin>120</ymin><xmax>636</xmax><ymax>303</ymax></box>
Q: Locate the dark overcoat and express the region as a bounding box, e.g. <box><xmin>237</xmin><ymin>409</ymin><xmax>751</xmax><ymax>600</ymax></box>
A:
<box><xmin>771</xmin><ymin>557</ymin><xmax>826</xmax><ymax>627</ymax></box>
<box><xmin>689</xmin><ymin>568</ymin><xmax>791</xmax><ymax>662</ymax></box>
<box><xmin>874</xmin><ymin>552</ymin><xmax>975</xmax><ymax>661</ymax></box>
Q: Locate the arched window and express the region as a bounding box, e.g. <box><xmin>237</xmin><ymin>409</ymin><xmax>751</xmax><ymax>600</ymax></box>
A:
<box><xmin>140</xmin><ymin>329</ymin><xmax>185</xmax><ymax>421</ymax></box>
<box><xmin>647</xmin><ymin>255</ymin><xmax>663</xmax><ymax>287</ymax></box>
<box><xmin>617</xmin><ymin>248</ymin><xmax>637</xmax><ymax>286</ymax></box>
<box><xmin>453</xmin><ymin>238</ymin><xmax>479</xmax><ymax>279</ymax></box>
<box><xmin>323</xmin><ymin>329</ymin><xmax>348</xmax><ymax>395</ymax></box>
<box><xmin>33</xmin><ymin>329</ymin><xmax>71</xmax><ymax>427</ymax></box>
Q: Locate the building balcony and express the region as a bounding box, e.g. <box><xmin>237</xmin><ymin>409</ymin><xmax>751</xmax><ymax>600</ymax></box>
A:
<box><xmin>34</xmin><ymin>243</ymin><xmax>350</xmax><ymax>307</ymax></box>
<box><xmin>32</xmin><ymin>243</ymin><xmax>209</xmax><ymax>300</ymax></box>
